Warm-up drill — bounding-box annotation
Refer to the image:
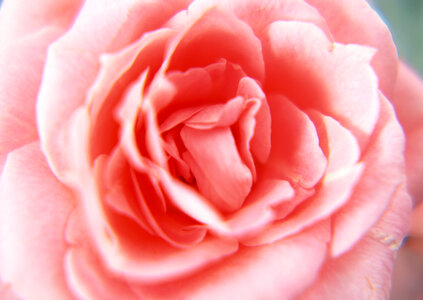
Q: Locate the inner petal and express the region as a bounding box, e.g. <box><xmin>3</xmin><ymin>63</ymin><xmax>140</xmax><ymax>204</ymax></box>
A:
<box><xmin>184</xmin><ymin>96</ymin><xmax>244</xmax><ymax>129</ymax></box>
<box><xmin>180</xmin><ymin>126</ymin><xmax>253</xmax><ymax>213</ymax></box>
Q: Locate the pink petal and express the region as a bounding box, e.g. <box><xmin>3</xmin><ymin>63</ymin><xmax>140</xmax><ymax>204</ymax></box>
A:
<box><xmin>310</xmin><ymin>112</ymin><xmax>361</xmax><ymax>173</ymax></box>
<box><xmin>130</xmin><ymin>168</ymin><xmax>207</xmax><ymax>248</ymax></box>
<box><xmin>330</xmin><ymin>95</ymin><xmax>407</xmax><ymax>257</ymax></box>
<box><xmin>65</xmin><ymin>110</ymin><xmax>237</xmax><ymax>282</ymax></box>
<box><xmin>89</xmin><ymin>28</ymin><xmax>174</xmax><ymax>158</ymax></box>
<box><xmin>232</xmin><ymin>98</ymin><xmax>261</xmax><ymax>180</ymax></box>
<box><xmin>266</xmin><ymin>94</ymin><xmax>327</xmax><ymax>188</ymax></box>
<box><xmin>162</xmin><ymin>131</ymin><xmax>194</xmax><ymax>182</ymax></box>
<box><xmin>236</xmin><ymin>76</ymin><xmax>271</xmax><ymax>164</ymax></box>
<box><xmin>157</xmin><ymin>168</ymin><xmax>229</xmax><ymax>234</ymax></box>
<box><xmin>37</xmin><ymin>0</ymin><xmax>190</xmax><ymax>179</ymax></box>
<box><xmin>181</xmin><ymin>126</ymin><xmax>253</xmax><ymax>212</ymax></box>
<box><xmin>264</xmin><ymin>20</ymin><xmax>379</xmax><ymax>148</ymax></box>
<box><xmin>299</xmin><ymin>185</ymin><xmax>411</xmax><ymax>299</ymax></box>
<box><xmin>0</xmin><ymin>142</ymin><xmax>74</xmax><ymax>300</ymax></box>
<box><xmin>160</xmin><ymin>106</ymin><xmax>206</xmax><ymax>134</ymax></box>
<box><xmin>392</xmin><ymin>63</ymin><xmax>423</xmax><ymax>205</ymax></box>
<box><xmin>0</xmin><ymin>279</ymin><xmax>21</xmax><ymax>300</ymax></box>
<box><xmin>101</xmin><ymin>150</ymin><xmax>155</xmax><ymax>235</ymax></box>
<box><xmin>306</xmin><ymin>0</ymin><xmax>398</xmax><ymax>98</ymax></box>
<box><xmin>106</xmin><ymin>233</ymin><xmax>238</xmax><ymax>283</ymax></box>
<box><xmin>185</xmin><ymin>96</ymin><xmax>244</xmax><ymax>129</ymax></box>
<box><xmin>117</xmin><ymin>71</ymin><xmax>161</xmax><ymax>172</ymax></box>
<box><xmin>66</xmin><ymin>247</ymin><xmax>139</xmax><ymax>300</ymax></box>
<box><xmin>134</xmin><ymin>221</ymin><xmax>330</xmax><ymax>300</ymax></box>
<box><xmin>244</xmin><ymin>163</ymin><xmax>363</xmax><ymax>246</ymax></box>
<box><xmin>154</xmin><ymin>68</ymin><xmax>215</xmax><ymax>114</ymax></box>
<box><xmin>0</xmin><ymin>0</ymin><xmax>83</xmax><ymax>43</ymax></box>
<box><xmin>166</xmin><ymin>6</ymin><xmax>265</xmax><ymax>81</ymax></box>
<box><xmin>0</xmin><ymin>28</ymin><xmax>61</xmax><ymax>170</ymax></box>
<box><xmin>272</xmin><ymin>186</ymin><xmax>315</xmax><ymax>220</ymax></box>
<box><xmin>226</xmin><ymin>179</ymin><xmax>294</xmax><ymax>237</ymax></box>
<box><xmin>189</xmin><ymin>0</ymin><xmax>329</xmax><ymax>39</ymax></box>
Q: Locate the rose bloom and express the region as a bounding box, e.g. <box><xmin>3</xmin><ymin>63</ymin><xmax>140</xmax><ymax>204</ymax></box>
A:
<box><xmin>0</xmin><ymin>0</ymin><xmax>422</xmax><ymax>299</ymax></box>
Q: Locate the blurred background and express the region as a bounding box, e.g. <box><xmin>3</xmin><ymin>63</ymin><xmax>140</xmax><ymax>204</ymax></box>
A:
<box><xmin>370</xmin><ymin>1</ymin><xmax>423</xmax><ymax>299</ymax></box>
<box><xmin>372</xmin><ymin>0</ymin><xmax>423</xmax><ymax>76</ymax></box>
<box><xmin>0</xmin><ymin>0</ymin><xmax>422</xmax><ymax>299</ymax></box>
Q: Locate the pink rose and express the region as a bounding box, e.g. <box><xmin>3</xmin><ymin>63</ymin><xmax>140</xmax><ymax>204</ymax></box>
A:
<box><xmin>0</xmin><ymin>0</ymin><xmax>419</xmax><ymax>299</ymax></box>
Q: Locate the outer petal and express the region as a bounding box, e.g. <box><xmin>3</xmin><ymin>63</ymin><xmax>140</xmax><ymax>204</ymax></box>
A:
<box><xmin>392</xmin><ymin>63</ymin><xmax>423</xmax><ymax>205</ymax></box>
<box><xmin>330</xmin><ymin>96</ymin><xmax>406</xmax><ymax>257</ymax></box>
<box><xmin>188</xmin><ymin>0</ymin><xmax>329</xmax><ymax>38</ymax></box>
<box><xmin>0</xmin><ymin>0</ymin><xmax>83</xmax><ymax>43</ymax></box>
<box><xmin>299</xmin><ymin>185</ymin><xmax>411</xmax><ymax>300</ymax></box>
<box><xmin>0</xmin><ymin>28</ymin><xmax>61</xmax><ymax>171</ymax></box>
<box><xmin>134</xmin><ymin>221</ymin><xmax>330</xmax><ymax>300</ymax></box>
<box><xmin>0</xmin><ymin>142</ymin><xmax>74</xmax><ymax>300</ymax></box>
<box><xmin>0</xmin><ymin>280</ymin><xmax>21</xmax><ymax>300</ymax></box>
<box><xmin>305</xmin><ymin>0</ymin><xmax>398</xmax><ymax>98</ymax></box>
<box><xmin>66</xmin><ymin>247</ymin><xmax>140</xmax><ymax>300</ymax></box>
<box><xmin>37</xmin><ymin>0</ymin><xmax>191</xmax><ymax>179</ymax></box>
<box><xmin>263</xmin><ymin>20</ymin><xmax>379</xmax><ymax>148</ymax></box>
<box><xmin>244</xmin><ymin>163</ymin><xmax>363</xmax><ymax>246</ymax></box>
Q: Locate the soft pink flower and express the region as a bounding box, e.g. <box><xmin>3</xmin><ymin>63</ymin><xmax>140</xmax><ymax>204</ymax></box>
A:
<box><xmin>0</xmin><ymin>0</ymin><xmax>420</xmax><ymax>299</ymax></box>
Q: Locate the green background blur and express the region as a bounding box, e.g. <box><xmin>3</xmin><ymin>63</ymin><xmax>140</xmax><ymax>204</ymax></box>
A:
<box><xmin>372</xmin><ymin>0</ymin><xmax>423</xmax><ymax>76</ymax></box>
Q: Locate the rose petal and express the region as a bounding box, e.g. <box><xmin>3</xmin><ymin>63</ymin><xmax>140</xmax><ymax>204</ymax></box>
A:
<box><xmin>236</xmin><ymin>76</ymin><xmax>271</xmax><ymax>164</ymax></box>
<box><xmin>0</xmin><ymin>0</ymin><xmax>83</xmax><ymax>43</ymax></box>
<box><xmin>232</xmin><ymin>99</ymin><xmax>261</xmax><ymax>180</ymax></box>
<box><xmin>306</xmin><ymin>0</ymin><xmax>398</xmax><ymax>98</ymax></box>
<box><xmin>185</xmin><ymin>96</ymin><xmax>244</xmax><ymax>129</ymax></box>
<box><xmin>37</xmin><ymin>0</ymin><xmax>190</xmax><ymax>179</ymax></box>
<box><xmin>0</xmin><ymin>28</ymin><xmax>62</xmax><ymax>172</ymax></box>
<box><xmin>130</xmin><ymin>168</ymin><xmax>207</xmax><ymax>248</ymax></box>
<box><xmin>157</xmin><ymin>169</ymin><xmax>229</xmax><ymax>234</ymax></box>
<box><xmin>309</xmin><ymin>112</ymin><xmax>361</xmax><ymax>173</ymax></box>
<box><xmin>264</xmin><ymin>20</ymin><xmax>379</xmax><ymax>148</ymax></box>
<box><xmin>166</xmin><ymin>5</ymin><xmax>265</xmax><ymax>81</ymax></box>
<box><xmin>66</xmin><ymin>108</ymin><xmax>237</xmax><ymax>282</ymax></box>
<box><xmin>134</xmin><ymin>221</ymin><xmax>330</xmax><ymax>300</ymax></box>
<box><xmin>89</xmin><ymin>28</ymin><xmax>174</xmax><ymax>158</ymax></box>
<box><xmin>181</xmin><ymin>126</ymin><xmax>253</xmax><ymax>212</ymax></box>
<box><xmin>226</xmin><ymin>179</ymin><xmax>294</xmax><ymax>236</ymax></box>
<box><xmin>266</xmin><ymin>94</ymin><xmax>327</xmax><ymax>188</ymax></box>
<box><xmin>0</xmin><ymin>279</ymin><xmax>21</xmax><ymax>300</ymax></box>
<box><xmin>66</xmin><ymin>247</ymin><xmax>139</xmax><ymax>300</ymax></box>
<box><xmin>392</xmin><ymin>63</ymin><xmax>423</xmax><ymax>205</ymax></box>
<box><xmin>299</xmin><ymin>185</ymin><xmax>411</xmax><ymax>299</ymax></box>
<box><xmin>103</xmin><ymin>229</ymin><xmax>238</xmax><ymax>283</ymax></box>
<box><xmin>0</xmin><ymin>142</ymin><xmax>74</xmax><ymax>300</ymax></box>
<box><xmin>189</xmin><ymin>0</ymin><xmax>329</xmax><ymax>38</ymax></box>
<box><xmin>244</xmin><ymin>163</ymin><xmax>363</xmax><ymax>246</ymax></box>
<box><xmin>102</xmin><ymin>151</ymin><xmax>155</xmax><ymax>235</ymax></box>
<box><xmin>117</xmin><ymin>71</ymin><xmax>156</xmax><ymax>172</ymax></box>
<box><xmin>330</xmin><ymin>95</ymin><xmax>406</xmax><ymax>257</ymax></box>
